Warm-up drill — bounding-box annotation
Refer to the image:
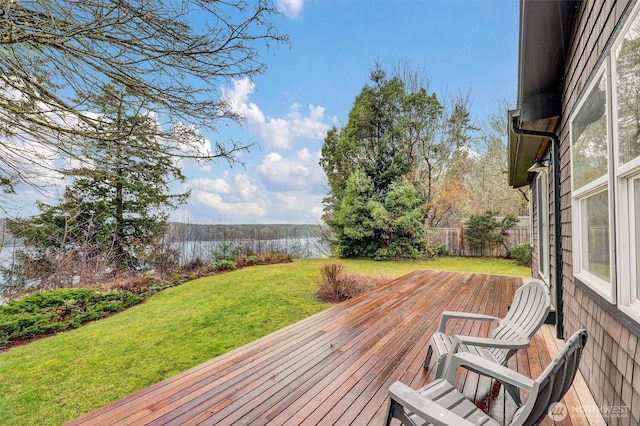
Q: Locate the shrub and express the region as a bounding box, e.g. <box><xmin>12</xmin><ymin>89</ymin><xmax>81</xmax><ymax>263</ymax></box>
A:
<box><xmin>212</xmin><ymin>243</ymin><xmax>239</xmax><ymax>262</ymax></box>
<box><xmin>213</xmin><ymin>259</ymin><xmax>237</xmax><ymax>272</ymax></box>
<box><xmin>260</xmin><ymin>252</ymin><xmax>293</xmax><ymax>264</ymax></box>
<box><xmin>235</xmin><ymin>252</ymin><xmax>293</xmax><ymax>268</ymax></box>
<box><xmin>0</xmin><ymin>288</ymin><xmax>144</xmax><ymax>347</ymax></box>
<box><xmin>241</xmin><ymin>255</ymin><xmax>262</xmax><ymax>266</ymax></box>
<box><xmin>463</xmin><ymin>211</ymin><xmax>519</xmax><ymax>256</ymax></box>
<box><xmin>509</xmin><ymin>243</ymin><xmax>532</xmax><ymax>267</ymax></box>
<box><xmin>425</xmin><ymin>242</ymin><xmax>448</xmax><ymax>258</ymax></box>
<box><xmin>316</xmin><ymin>262</ymin><xmax>391</xmax><ymax>303</ymax></box>
<box><xmin>182</xmin><ymin>257</ymin><xmax>206</xmax><ymax>273</ymax></box>
<box><xmin>374</xmin><ymin>242</ymin><xmax>421</xmax><ymax>261</ymax></box>
<box><xmin>109</xmin><ymin>274</ymin><xmax>157</xmax><ymax>294</ymax></box>
<box><xmin>143</xmin><ymin>242</ymin><xmax>180</xmax><ymax>274</ymax></box>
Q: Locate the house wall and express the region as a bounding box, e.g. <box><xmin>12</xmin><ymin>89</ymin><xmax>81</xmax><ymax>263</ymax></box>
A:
<box><xmin>530</xmin><ymin>176</ymin><xmax>557</xmax><ymax>308</ymax></box>
<box><xmin>534</xmin><ymin>0</ymin><xmax>640</xmax><ymax>424</ymax></box>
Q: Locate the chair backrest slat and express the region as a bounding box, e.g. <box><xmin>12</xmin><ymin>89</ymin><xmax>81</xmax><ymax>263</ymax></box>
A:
<box><xmin>512</xmin><ymin>329</ymin><xmax>588</xmax><ymax>426</ymax></box>
<box><xmin>487</xmin><ymin>280</ymin><xmax>551</xmax><ymax>363</ymax></box>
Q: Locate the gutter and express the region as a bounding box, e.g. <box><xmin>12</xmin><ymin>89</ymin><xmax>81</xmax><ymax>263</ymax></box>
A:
<box><xmin>510</xmin><ymin>117</ymin><xmax>564</xmax><ymax>339</ymax></box>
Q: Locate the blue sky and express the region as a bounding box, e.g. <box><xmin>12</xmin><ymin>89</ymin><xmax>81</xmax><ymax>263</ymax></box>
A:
<box><xmin>16</xmin><ymin>0</ymin><xmax>520</xmax><ymax>225</ymax></box>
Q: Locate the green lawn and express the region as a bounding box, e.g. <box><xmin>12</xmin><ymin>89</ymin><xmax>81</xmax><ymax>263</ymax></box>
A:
<box><xmin>0</xmin><ymin>257</ymin><xmax>529</xmax><ymax>425</ymax></box>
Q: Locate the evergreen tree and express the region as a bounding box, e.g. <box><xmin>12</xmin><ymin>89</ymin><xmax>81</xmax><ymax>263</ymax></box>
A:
<box><xmin>8</xmin><ymin>87</ymin><xmax>189</xmax><ymax>274</ymax></box>
<box><xmin>463</xmin><ymin>210</ymin><xmax>518</xmax><ymax>256</ymax></box>
<box><xmin>367</xmin><ymin>179</ymin><xmax>426</xmax><ymax>260</ymax></box>
<box><xmin>320</xmin><ymin>65</ymin><xmax>426</xmax><ymax>259</ymax></box>
<box><xmin>320</xmin><ymin>65</ymin><xmax>412</xmax><ymax>204</ymax></box>
<box><xmin>331</xmin><ymin>169</ymin><xmax>378</xmax><ymax>258</ymax></box>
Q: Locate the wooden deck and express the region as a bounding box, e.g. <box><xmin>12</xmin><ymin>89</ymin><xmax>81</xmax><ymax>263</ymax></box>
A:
<box><xmin>65</xmin><ymin>270</ymin><xmax>603</xmax><ymax>425</ymax></box>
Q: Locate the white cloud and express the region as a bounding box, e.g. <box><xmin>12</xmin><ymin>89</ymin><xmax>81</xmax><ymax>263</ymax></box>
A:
<box><xmin>234</xmin><ymin>174</ymin><xmax>259</xmax><ymax>201</ymax></box>
<box><xmin>176</xmin><ymin>148</ymin><xmax>328</xmax><ymax>224</ymax></box>
<box><xmin>258</xmin><ymin>105</ymin><xmax>329</xmax><ymax>149</ymax></box>
<box><xmin>221</xmin><ymin>78</ymin><xmax>330</xmax><ymax>149</ymax></box>
<box><xmin>0</xmin><ymin>133</ymin><xmax>67</xmax><ymax>192</ymax></box>
<box><xmin>180</xmin><ymin>173</ymin><xmax>266</xmax><ymax>222</ymax></box>
<box><xmin>270</xmin><ymin>190</ymin><xmax>324</xmax><ymax>223</ymax></box>
<box><xmin>191</xmin><ymin>191</ymin><xmax>266</xmax><ymax>218</ymax></box>
<box><xmin>187</xmin><ymin>173</ymin><xmax>261</xmax><ymax>204</ymax></box>
<box><xmin>277</xmin><ymin>0</ymin><xmax>304</xmax><ymax>18</ymax></box>
<box><xmin>221</xmin><ymin>78</ymin><xmax>265</xmax><ymax>124</ymax></box>
<box><xmin>256</xmin><ymin>149</ymin><xmax>326</xmax><ymax>193</ymax></box>
<box><xmin>189</xmin><ymin>177</ymin><xmax>233</xmax><ymax>194</ymax></box>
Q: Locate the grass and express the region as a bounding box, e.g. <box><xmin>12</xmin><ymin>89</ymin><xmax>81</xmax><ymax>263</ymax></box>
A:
<box><xmin>0</xmin><ymin>257</ymin><xmax>529</xmax><ymax>425</ymax></box>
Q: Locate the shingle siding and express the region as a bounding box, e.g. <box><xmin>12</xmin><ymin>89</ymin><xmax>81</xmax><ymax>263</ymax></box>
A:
<box><xmin>532</xmin><ymin>0</ymin><xmax>640</xmax><ymax>424</ymax></box>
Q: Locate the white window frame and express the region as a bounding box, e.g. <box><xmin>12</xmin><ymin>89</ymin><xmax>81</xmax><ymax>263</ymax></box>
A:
<box><xmin>536</xmin><ymin>172</ymin><xmax>550</xmax><ymax>281</ymax></box>
<box><xmin>568</xmin><ymin>0</ymin><xmax>640</xmax><ymax>323</ymax></box>
<box><xmin>570</xmin><ymin>64</ymin><xmax>616</xmax><ymax>303</ymax></box>
<box><xmin>610</xmin><ymin>1</ymin><xmax>640</xmax><ymax>323</ymax></box>
<box><xmin>615</xmin><ymin>172</ymin><xmax>640</xmax><ymax>320</ymax></box>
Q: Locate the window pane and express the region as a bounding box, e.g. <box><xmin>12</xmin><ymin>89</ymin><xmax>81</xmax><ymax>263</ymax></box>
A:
<box><xmin>581</xmin><ymin>190</ymin><xmax>610</xmax><ymax>282</ymax></box>
<box><xmin>572</xmin><ymin>72</ymin><xmax>609</xmax><ymax>189</ymax></box>
<box><xmin>616</xmin><ymin>15</ymin><xmax>640</xmax><ymax>165</ymax></box>
<box><xmin>537</xmin><ymin>175</ymin><xmax>549</xmax><ymax>278</ymax></box>
<box><xmin>635</xmin><ymin>179</ymin><xmax>640</xmax><ymax>300</ymax></box>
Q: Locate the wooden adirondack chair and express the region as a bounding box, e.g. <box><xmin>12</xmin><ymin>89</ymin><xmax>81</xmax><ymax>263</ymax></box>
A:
<box><xmin>385</xmin><ymin>329</ymin><xmax>588</xmax><ymax>426</ymax></box>
<box><xmin>424</xmin><ymin>279</ymin><xmax>551</xmax><ymax>386</ymax></box>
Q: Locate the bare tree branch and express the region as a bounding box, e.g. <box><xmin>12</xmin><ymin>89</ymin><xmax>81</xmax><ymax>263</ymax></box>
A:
<box><xmin>0</xmin><ymin>0</ymin><xmax>288</xmax><ymax>192</ymax></box>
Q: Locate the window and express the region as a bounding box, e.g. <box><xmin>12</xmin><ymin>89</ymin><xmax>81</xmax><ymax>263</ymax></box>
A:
<box><xmin>536</xmin><ymin>172</ymin><xmax>549</xmax><ymax>280</ymax></box>
<box><xmin>571</xmin><ymin>68</ymin><xmax>614</xmax><ymax>301</ymax></box>
<box><xmin>580</xmin><ymin>190</ymin><xmax>610</xmax><ymax>282</ymax></box>
<box><xmin>570</xmin><ymin>1</ymin><xmax>640</xmax><ymax>320</ymax></box>
<box><xmin>572</xmin><ymin>71</ymin><xmax>609</xmax><ymax>190</ymax></box>
<box><xmin>614</xmin><ymin>14</ymin><xmax>640</xmax><ymax>169</ymax></box>
<box><xmin>615</xmin><ymin>171</ymin><xmax>640</xmax><ymax>318</ymax></box>
<box><xmin>613</xmin><ymin>5</ymin><xmax>640</xmax><ymax>320</ymax></box>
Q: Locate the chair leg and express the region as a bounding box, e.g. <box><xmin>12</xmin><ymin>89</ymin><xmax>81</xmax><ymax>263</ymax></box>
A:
<box><xmin>383</xmin><ymin>399</ymin><xmax>394</xmax><ymax>426</ymax></box>
<box><xmin>384</xmin><ymin>398</ymin><xmax>413</xmax><ymax>426</ymax></box>
<box><xmin>503</xmin><ymin>382</ymin><xmax>522</xmax><ymax>406</ymax></box>
<box><xmin>423</xmin><ymin>345</ymin><xmax>433</xmax><ymax>369</ymax></box>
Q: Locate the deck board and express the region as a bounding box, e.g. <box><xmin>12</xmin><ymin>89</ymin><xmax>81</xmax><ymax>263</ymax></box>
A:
<box><xmin>64</xmin><ymin>270</ymin><xmax>600</xmax><ymax>426</ymax></box>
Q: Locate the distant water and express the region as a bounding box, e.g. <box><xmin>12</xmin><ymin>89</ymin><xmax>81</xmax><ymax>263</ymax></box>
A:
<box><xmin>172</xmin><ymin>237</ymin><xmax>330</xmax><ymax>264</ymax></box>
<box><xmin>0</xmin><ymin>238</ymin><xmax>329</xmax><ymax>267</ymax></box>
<box><xmin>0</xmin><ymin>238</ymin><xmax>330</xmax><ymax>304</ymax></box>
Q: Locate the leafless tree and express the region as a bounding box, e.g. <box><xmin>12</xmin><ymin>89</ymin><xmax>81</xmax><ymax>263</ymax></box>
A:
<box><xmin>0</xmin><ymin>0</ymin><xmax>288</xmax><ymax>193</ymax></box>
<box><xmin>470</xmin><ymin>99</ymin><xmax>529</xmax><ymax>213</ymax></box>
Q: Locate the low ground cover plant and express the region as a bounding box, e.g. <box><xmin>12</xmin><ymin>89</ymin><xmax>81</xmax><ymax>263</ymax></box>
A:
<box><xmin>0</xmin><ymin>288</ymin><xmax>143</xmax><ymax>347</ymax></box>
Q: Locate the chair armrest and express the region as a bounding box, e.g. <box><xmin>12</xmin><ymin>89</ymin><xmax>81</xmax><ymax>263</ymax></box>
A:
<box><xmin>436</xmin><ymin>336</ymin><xmax>531</xmax><ymax>380</ymax></box>
<box><xmin>444</xmin><ymin>352</ymin><xmax>535</xmax><ymax>391</ymax></box>
<box><xmin>388</xmin><ymin>381</ymin><xmax>477</xmax><ymax>426</ymax></box>
<box><xmin>452</xmin><ymin>335</ymin><xmax>530</xmax><ymax>350</ymax></box>
<box><xmin>438</xmin><ymin>311</ymin><xmax>501</xmax><ymax>332</ymax></box>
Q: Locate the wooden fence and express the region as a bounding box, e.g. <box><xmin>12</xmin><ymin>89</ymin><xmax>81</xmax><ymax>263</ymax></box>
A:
<box><xmin>426</xmin><ymin>227</ymin><xmax>531</xmax><ymax>257</ymax></box>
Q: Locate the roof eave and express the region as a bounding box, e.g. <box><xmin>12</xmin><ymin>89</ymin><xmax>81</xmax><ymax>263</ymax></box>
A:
<box><xmin>508</xmin><ymin>0</ymin><xmax>579</xmax><ymax>188</ymax></box>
